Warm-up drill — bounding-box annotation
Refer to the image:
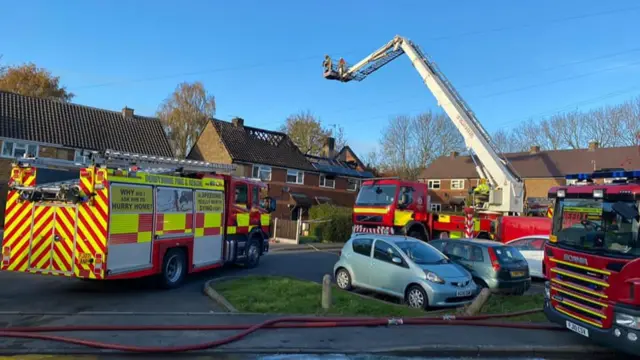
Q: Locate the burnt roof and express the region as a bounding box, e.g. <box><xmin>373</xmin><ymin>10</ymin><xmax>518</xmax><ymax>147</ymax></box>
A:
<box><xmin>420</xmin><ymin>146</ymin><xmax>640</xmax><ymax>180</ymax></box>
<box><xmin>211</xmin><ymin>118</ymin><xmax>315</xmax><ymax>171</ymax></box>
<box><xmin>305</xmin><ymin>154</ymin><xmax>374</xmax><ymax>178</ymax></box>
<box><xmin>0</xmin><ymin>91</ymin><xmax>173</xmax><ymax>157</ymax></box>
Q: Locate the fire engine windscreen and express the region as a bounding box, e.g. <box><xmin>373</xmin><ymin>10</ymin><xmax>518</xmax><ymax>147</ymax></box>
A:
<box><xmin>553</xmin><ymin>198</ymin><xmax>640</xmax><ymax>256</ymax></box>
<box><xmin>356</xmin><ymin>184</ymin><xmax>397</xmax><ymax>206</ymax></box>
<box><xmin>36</xmin><ymin>168</ymin><xmax>80</xmax><ymax>185</ymax></box>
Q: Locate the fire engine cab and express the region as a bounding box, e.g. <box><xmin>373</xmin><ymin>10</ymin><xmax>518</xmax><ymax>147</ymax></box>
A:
<box><xmin>1</xmin><ymin>150</ymin><xmax>276</xmax><ymax>288</ymax></box>
<box><xmin>543</xmin><ymin>169</ymin><xmax>640</xmax><ymax>356</ymax></box>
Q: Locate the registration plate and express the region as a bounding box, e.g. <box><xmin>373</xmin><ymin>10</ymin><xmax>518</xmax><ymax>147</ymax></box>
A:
<box><xmin>79</xmin><ymin>253</ymin><xmax>92</xmax><ymax>264</ymax></box>
<box><xmin>510</xmin><ymin>271</ymin><xmax>525</xmax><ymax>277</ymax></box>
<box><xmin>456</xmin><ymin>289</ymin><xmax>473</xmax><ymax>297</ymax></box>
<box><xmin>566</xmin><ymin>320</ymin><xmax>589</xmax><ymax>337</ymax></box>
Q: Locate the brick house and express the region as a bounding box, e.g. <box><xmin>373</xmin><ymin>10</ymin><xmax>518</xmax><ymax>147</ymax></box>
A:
<box><xmin>419</xmin><ymin>142</ymin><xmax>639</xmax><ymax>212</ymax></box>
<box><xmin>187</xmin><ymin>117</ymin><xmax>374</xmax><ymax>220</ymax></box>
<box><xmin>0</xmin><ymin>90</ymin><xmax>173</xmax><ymax>225</ymax></box>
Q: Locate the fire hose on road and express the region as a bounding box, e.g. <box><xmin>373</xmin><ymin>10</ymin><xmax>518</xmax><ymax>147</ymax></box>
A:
<box><xmin>0</xmin><ymin>308</ymin><xmax>564</xmax><ymax>353</ymax></box>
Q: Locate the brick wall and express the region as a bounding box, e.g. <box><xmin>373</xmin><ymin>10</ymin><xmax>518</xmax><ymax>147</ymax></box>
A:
<box><xmin>188</xmin><ymin>122</ymin><xmax>234</xmax><ymax>165</ymax></box>
<box><xmin>524</xmin><ymin>177</ymin><xmax>566</xmax><ymax>198</ymax></box>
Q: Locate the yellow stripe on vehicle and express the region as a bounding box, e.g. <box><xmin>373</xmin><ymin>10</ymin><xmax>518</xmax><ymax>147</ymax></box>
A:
<box><xmin>555</xmin><ymin>305</ymin><xmax>603</xmax><ymax>328</ymax></box>
<box><xmin>137</xmin><ymin>231</ymin><xmax>152</xmax><ymax>243</ymax></box>
<box><xmin>551</xmin><ymin>278</ymin><xmax>607</xmax><ymax>298</ymax></box>
<box><xmin>205</xmin><ymin>213</ymin><xmax>222</xmax><ymax>227</ymax></box>
<box><xmin>260</xmin><ymin>214</ymin><xmax>270</xmax><ymax>226</ymax></box>
<box><xmin>227</xmin><ymin>226</ymin><xmax>237</xmax><ymax>234</ymax></box>
<box><xmin>109</xmin><ymin>214</ymin><xmax>139</xmax><ymax>234</ymax></box>
<box><xmin>353</xmin><ymin>207</ymin><xmax>387</xmax><ymax>214</ymax></box>
<box><xmin>438</xmin><ymin>215</ymin><xmax>450</xmax><ymax>223</ymax></box>
<box><xmin>550</xmin><ymin>258</ymin><xmax>612</xmax><ymax>275</ymax></box>
<box><xmin>551</xmin><ymin>268</ymin><xmax>609</xmax><ymax>287</ymax></box>
<box><xmin>551</xmin><ymin>286</ymin><xmax>607</xmax><ymax>308</ymax></box>
<box><xmin>394</xmin><ymin>210</ymin><xmax>413</xmax><ymax>226</ymax></box>
<box><xmin>236</xmin><ymin>214</ymin><xmax>250</xmax><ymax>227</ymax></box>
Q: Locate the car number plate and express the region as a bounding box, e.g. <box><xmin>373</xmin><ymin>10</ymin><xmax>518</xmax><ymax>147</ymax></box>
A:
<box><xmin>456</xmin><ymin>289</ymin><xmax>472</xmax><ymax>297</ymax></box>
<box><xmin>510</xmin><ymin>271</ymin><xmax>525</xmax><ymax>277</ymax></box>
<box><xmin>566</xmin><ymin>320</ymin><xmax>589</xmax><ymax>337</ymax></box>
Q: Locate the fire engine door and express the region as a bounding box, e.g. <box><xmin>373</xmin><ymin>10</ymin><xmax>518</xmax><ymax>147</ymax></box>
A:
<box><xmin>28</xmin><ymin>205</ymin><xmax>78</xmax><ymax>275</ymax></box>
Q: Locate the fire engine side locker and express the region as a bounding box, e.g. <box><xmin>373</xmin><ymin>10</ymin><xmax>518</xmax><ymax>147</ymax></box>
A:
<box><xmin>106</xmin><ymin>183</ymin><xmax>155</xmax><ymax>274</ymax></box>
<box><xmin>193</xmin><ymin>189</ymin><xmax>226</xmax><ymax>268</ymax></box>
<box><xmin>27</xmin><ymin>204</ymin><xmax>78</xmax><ymax>276</ymax></box>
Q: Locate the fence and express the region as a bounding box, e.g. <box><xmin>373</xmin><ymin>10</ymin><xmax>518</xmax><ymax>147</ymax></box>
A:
<box><xmin>272</xmin><ymin>218</ymin><xmax>332</xmax><ymax>244</ymax></box>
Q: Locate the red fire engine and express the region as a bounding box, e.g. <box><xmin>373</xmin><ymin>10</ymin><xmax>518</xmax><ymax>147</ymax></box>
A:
<box><xmin>543</xmin><ymin>169</ymin><xmax>640</xmax><ymax>356</ymax></box>
<box><xmin>1</xmin><ymin>150</ymin><xmax>276</xmax><ymax>288</ymax></box>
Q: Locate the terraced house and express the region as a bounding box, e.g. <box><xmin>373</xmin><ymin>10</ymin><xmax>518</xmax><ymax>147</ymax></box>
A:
<box><xmin>188</xmin><ymin>117</ymin><xmax>374</xmax><ymax>220</ymax></box>
<box><xmin>0</xmin><ymin>90</ymin><xmax>173</xmax><ymax>224</ymax></box>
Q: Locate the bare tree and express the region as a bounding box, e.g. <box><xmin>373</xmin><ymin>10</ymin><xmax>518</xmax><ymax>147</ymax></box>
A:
<box><xmin>413</xmin><ymin>110</ymin><xmax>465</xmax><ymax>166</ymax></box>
<box><xmin>379</xmin><ymin>114</ymin><xmax>420</xmax><ymax>179</ymax></box>
<box><xmin>280</xmin><ymin>110</ymin><xmax>334</xmax><ymax>156</ymax></box>
<box><xmin>157</xmin><ymin>81</ymin><xmax>216</xmax><ymax>158</ymax></box>
<box><xmin>492</xmin><ymin>128</ymin><xmax>521</xmax><ymax>153</ymax></box>
<box><xmin>618</xmin><ymin>96</ymin><xmax>640</xmax><ymax>146</ymax></box>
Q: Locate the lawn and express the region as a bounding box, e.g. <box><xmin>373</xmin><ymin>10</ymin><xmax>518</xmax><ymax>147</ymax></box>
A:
<box><xmin>213</xmin><ymin>275</ymin><xmax>547</xmax><ymax>321</ymax></box>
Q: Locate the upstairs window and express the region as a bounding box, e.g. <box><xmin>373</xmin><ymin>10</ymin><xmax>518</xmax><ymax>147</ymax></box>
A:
<box><xmin>319</xmin><ymin>175</ymin><xmax>335</xmax><ymax>189</ymax></box>
<box><xmin>451</xmin><ymin>179</ymin><xmax>465</xmax><ymax>190</ymax></box>
<box><xmin>1</xmin><ymin>141</ymin><xmax>38</xmax><ymax>159</ymax></box>
<box><xmin>347</xmin><ymin>178</ymin><xmax>360</xmax><ymax>192</ymax></box>
<box><xmin>286</xmin><ymin>169</ymin><xmax>304</xmax><ymax>184</ymax></box>
<box><xmin>252</xmin><ymin>165</ymin><xmax>272</xmax><ymax>181</ymax></box>
<box><xmin>427</xmin><ymin>179</ymin><xmax>441</xmax><ymax>190</ymax></box>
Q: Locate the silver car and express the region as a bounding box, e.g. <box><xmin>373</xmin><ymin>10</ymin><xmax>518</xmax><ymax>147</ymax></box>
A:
<box><xmin>333</xmin><ymin>234</ymin><xmax>478</xmax><ymax>309</ymax></box>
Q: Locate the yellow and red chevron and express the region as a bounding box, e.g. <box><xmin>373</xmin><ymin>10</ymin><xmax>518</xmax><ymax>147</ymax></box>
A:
<box><xmin>2</xmin><ymin>167</ymin><xmax>36</xmax><ymax>272</ymax></box>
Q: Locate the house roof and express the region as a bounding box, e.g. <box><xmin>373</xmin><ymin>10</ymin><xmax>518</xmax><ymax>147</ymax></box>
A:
<box><xmin>0</xmin><ymin>91</ymin><xmax>173</xmax><ymax>157</ymax></box>
<box><xmin>305</xmin><ymin>154</ymin><xmax>374</xmax><ymax>178</ymax></box>
<box><xmin>211</xmin><ymin>118</ymin><xmax>316</xmax><ymax>171</ymax></box>
<box><xmin>420</xmin><ymin>146</ymin><xmax>640</xmax><ymax>179</ymax></box>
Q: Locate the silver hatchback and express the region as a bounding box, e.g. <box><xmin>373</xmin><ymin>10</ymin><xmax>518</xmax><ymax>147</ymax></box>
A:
<box><xmin>333</xmin><ymin>234</ymin><xmax>478</xmax><ymax>309</ymax></box>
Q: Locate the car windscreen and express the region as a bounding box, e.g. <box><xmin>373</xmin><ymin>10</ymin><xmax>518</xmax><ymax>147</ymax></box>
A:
<box><xmin>493</xmin><ymin>246</ymin><xmax>526</xmax><ymax>264</ymax></box>
<box><xmin>355</xmin><ymin>184</ymin><xmax>396</xmax><ymax>206</ymax></box>
<box><xmin>396</xmin><ymin>241</ymin><xmax>447</xmax><ymax>264</ymax></box>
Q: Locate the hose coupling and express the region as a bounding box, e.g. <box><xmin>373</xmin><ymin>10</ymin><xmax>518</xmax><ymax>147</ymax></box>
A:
<box><xmin>387</xmin><ymin>318</ymin><xmax>404</xmax><ymax>326</ymax></box>
<box><xmin>442</xmin><ymin>314</ymin><xmax>456</xmax><ymax>321</ymax></box>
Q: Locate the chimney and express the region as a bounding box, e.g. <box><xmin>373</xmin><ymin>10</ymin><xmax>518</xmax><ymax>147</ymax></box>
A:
<box><xmin>529</xmin><ymin>145</ymin><xmax>541</xmax><ymax>154</ymax></box>
<box><xmin>323</xmin><ymin>137</ymin><xmax>336</xmax><ymax>157</ymax></box>
<box><xmin>450</xmin><ymin>151</ymin><xmax>459</xmax><ymax>158</ymax></box>
<box><xmin>231</xmin><ymin>117</ymin><xmax>244</xmax><ymax>127</ymax></box>
<box><xmin>588</xmin><ymin>140</ymin><xmax>600</xmax><ymax>151</ymax></box>
<box><xmin>122</xmin><ymin>107</ymin><xmax>134</xmax><ymax>118</ymax></box>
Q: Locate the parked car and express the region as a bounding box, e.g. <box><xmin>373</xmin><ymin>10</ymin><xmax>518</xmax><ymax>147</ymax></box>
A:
<box><xmin>505</xmin><ymin>235</ymin><xmax>547</xmax><ymax>279</ymax></box>
<box><xmin>333</xmin><ymin>234</ymin><xmax>478</xmax><ymax>310</ymax></box>
<box><xmin>428</xmin><ymin>238</ymin><xmax>531</xmax><ymax>295</ymax></box>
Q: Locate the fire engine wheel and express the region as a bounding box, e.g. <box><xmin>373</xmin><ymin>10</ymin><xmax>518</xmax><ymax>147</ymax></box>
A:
<box><xmin>408</xmin><ymin>229</ymin><xmax>428</xmax><ymax>242</ymax></box>
<box><xmin>244</xmin><ymin>238</ymin><xmax>261</xmax><ymax>269</ymax></box>
<box><xmin>160</xmin><ymin>249</ymin><xmax>187</xmax><ymax>289</ymax></box>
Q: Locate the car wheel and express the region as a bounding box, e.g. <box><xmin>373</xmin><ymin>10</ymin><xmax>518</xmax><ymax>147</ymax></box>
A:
<box><xmin>244</xmin><ymin>238</ymin><xmax>261</xmax><ymax>269</ymax></box>
<box><xmin>405</xmin><ymin>285</ymin><xmax>428</xmax><ymax>310</ymax></box>
<box><xmin>335</xmin><ymin>268</ymin><xmax>352</xmax><ymax>291</ymax></box>
<box><xmin>159</xmin><ymin>248</ymin><xmax>187</xmax><ymax>289</ymax></box>
<box><xmin>474</xmin><ymin>278</ymin><xmax>488</xmax><ymax>289</ymax></box>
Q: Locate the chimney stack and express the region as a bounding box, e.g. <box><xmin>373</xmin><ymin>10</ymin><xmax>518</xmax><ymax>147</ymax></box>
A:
<box><xmin>529</xmin><ymin>145</ymin><xmax>541</xmax><ymax>154</ymax></box>
<box><xmin>122</xmin><ymin>107</ymin><xmax>134</xmax><ymax>118</ymax></box>
<box><xmin>450</xmin><ymin>151</ymin><xmax>459</xmax><ymax>158</ymax></box>
<box><xmin>231</xmin><ymin>117</ymin><xmax>244</xmax><ymax>127</ymax></box>
<box><xmin>588</xmin><ymin>140</ymin><xmax>600</xmax><ymax>151</ymax></box>
<box><xmin>323</xmin><ymin>137</ymin><xmax>336</xmax><ymax>157</ymax></box>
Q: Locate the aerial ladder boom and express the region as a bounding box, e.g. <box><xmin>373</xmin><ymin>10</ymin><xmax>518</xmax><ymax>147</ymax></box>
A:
<box><xmin>323</xmin><ymin>35</ymin><xmax>524</xmax><ymax>215</ymax></box>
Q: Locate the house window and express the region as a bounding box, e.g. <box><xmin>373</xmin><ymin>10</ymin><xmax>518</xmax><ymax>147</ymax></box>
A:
<box><xmin>427</xmin><ymin>180</ymin><xmax>441</xmax><ymax>190</ymax></box>
<box><xmin>286</xmin><ymin>169</ymin><xmax>304</xmax><ymax>184</ymax></box>
<box><xmin>430</xmin><ymin>203</ymin><xmax>442</xmax><ymax>212</ymax></box>
<box><xmin>74</xmin><ymin>150</ymin><xmax>89</xmax><ymax>164</ymax></box>
<box><xmin>347</xmin><ymin>178</ymin><xmax>360</xmax><ymax>192</ymax></box>
<box><xmin>1</xmin><ymin>141</ymin><xmax>38</xmax><ymax>159</ymax></box>
<box><xmin>252</xmin><ymin>165</ymin><xmax>272</xmax><ymax>181</ymax></box>
<box><xmin>451</xmin><ymin>179</ymin><xmax>465</xmax><ymax>190</ymax></box>
<box><xmin>319</xmin><ymin>175</ymin><xmax>335</xmax><ymax>189</ymax></box>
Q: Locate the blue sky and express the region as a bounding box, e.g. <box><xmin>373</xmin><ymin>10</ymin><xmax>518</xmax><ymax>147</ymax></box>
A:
<box><xmin>2</xmin><ymin>0</ymin><xmax>639</xmax><ymax>157</ymax></box>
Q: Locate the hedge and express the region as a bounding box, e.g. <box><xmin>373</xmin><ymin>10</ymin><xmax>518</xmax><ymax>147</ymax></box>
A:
<box><xmin>309</xmin><ymin>204</ymin><xmax>353</xmax><ymax>243</ymax></box>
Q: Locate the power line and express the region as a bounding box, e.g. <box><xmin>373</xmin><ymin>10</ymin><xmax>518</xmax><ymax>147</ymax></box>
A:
<box><xmin>69</xmin><ymin>5</ymin><xmax>639</xmax><ymax>91</ymax></box>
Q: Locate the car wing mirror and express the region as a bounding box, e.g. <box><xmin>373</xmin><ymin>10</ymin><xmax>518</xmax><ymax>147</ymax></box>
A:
<box><xmin>391</xmin><ymin>257</ymin><xmax>402</xmax><ymax>264</ymax></box>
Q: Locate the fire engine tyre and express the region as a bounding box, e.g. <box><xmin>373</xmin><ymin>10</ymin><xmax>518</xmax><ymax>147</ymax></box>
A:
<box><xmin>408</xmin><ymin>229</ymin><xmax>429</xmax><ymax>242</ymax></box>
<box><xmin>159</xmin><ymin>248</ymin><xmax>187</xmax><ymax>289</ymax></box>
<box><xmin>244</xmin><ymin>238</ymin><xmax>261</xmax><ymax>269</ymax></box>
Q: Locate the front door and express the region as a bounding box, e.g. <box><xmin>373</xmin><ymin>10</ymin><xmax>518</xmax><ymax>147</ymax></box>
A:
<box><xmin>28</xmin><ymin>205</ymin><xmax>77</xmax><ymax>275</ymax></box>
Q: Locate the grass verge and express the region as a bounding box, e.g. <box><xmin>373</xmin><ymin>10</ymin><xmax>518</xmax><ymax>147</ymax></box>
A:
<box><xmin>214</xmin><ymin>275</ymin><xmax>423</xmax><ymax>316</ymax></box>
<box><xmin>214</xmin><ymin>275</ymin><xmax>547</xmax><ymax>322</ymax></box>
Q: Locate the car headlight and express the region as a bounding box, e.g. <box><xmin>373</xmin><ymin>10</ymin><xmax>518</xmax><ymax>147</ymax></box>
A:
<box><xmin>616</xmin><ymin>313</ymin><xmax>640</xmax><ymax>329</ymax></box>
<box><xmin>423</xmin><ymin>271</ymin><xmax>445</xmax><ymax>284</ymax></box>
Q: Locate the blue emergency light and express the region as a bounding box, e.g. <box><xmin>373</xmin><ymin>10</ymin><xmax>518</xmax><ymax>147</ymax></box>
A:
<box><xmin>565</xmin><ymin>169</ymin><xmax>640</xmax><ymax>181</ymax></box>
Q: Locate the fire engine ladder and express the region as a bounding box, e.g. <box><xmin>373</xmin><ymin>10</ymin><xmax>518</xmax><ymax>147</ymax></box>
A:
<box><xmin>11</xmin><ymin>150</ymin><xmax>237</xmax><ymax>202</ymax></box>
